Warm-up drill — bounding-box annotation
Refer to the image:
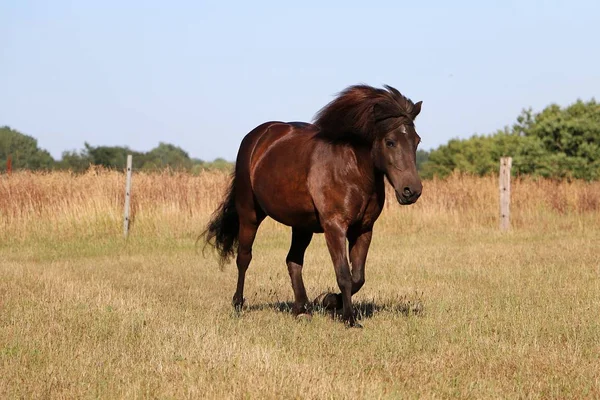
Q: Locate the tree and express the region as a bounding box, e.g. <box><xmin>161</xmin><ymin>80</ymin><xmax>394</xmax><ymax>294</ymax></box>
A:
<box><xmin>421</xmin><ymin>99</ymin><xmax>600</xmax><ymax>180</ymax></box>
<box><xmin>56</xmin><ymin>149</ymin><xmax>93</xmax><ymax>173</ymax></box>
<box><xmin>0</xmin><ymin>126</ymin><xmax>55</xmax><ymax>171</ymax></box>
<box><xmin>82</xmin><ymin>142</ymin><xmax>139</xmax><ymax>169</ymax></box>
<box><xmin>190</xmin><ymin>157</ymin><xmax>234</xmax><ymax>173</ymax></box>
<box><xmin>513</xmin><ymin>99</ymin><xmax>600</xmax><ymax>180</ymax></box>
<box><xmin>420</xmin><ymin>131</ymin><xmax>523</xmax><ymax>179</ymax></box>
<box><xmin>416</xmin><ymin>149</ymin><xmax>429</xmax><ymax>172</ymax></box>
<box><xmin>142</xmin><ymin>142</ymin><xmax>193</xmax><ymax>171</ymax></box>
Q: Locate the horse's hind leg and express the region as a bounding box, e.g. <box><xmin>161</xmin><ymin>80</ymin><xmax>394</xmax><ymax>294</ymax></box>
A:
<box><xmin>232</xmin><ymin>212</ymin><xmax>264</xmax><ymax>310</ymax></box>
<box><xmin>286</xmin><ymin>228</ymin><xmax>313</xmax><ymax>316</ymax></box>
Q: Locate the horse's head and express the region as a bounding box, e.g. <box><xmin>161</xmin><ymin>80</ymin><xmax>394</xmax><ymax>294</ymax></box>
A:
<box><xmin>313</xmin><ymin>84</ymin><xmax>424</xmax><ymax>205</ymax></box>
<box><xmin>372</xmin><ymin>101</ymin><xmax>423</xmax><ymax>205</ymax></box>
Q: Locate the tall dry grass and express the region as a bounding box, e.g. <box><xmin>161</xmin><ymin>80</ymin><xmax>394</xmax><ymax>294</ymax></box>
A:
<box><xmin>1</xmin><ymin>168</ymin><xmax>599</xmax><ymax>242</ymax></box>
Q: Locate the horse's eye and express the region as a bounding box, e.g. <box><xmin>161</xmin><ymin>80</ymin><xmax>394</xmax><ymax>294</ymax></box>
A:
<box><xmin>385</xmin><ymin>140</ymin><xmax>396</xmax><ymax>148</ymax></box>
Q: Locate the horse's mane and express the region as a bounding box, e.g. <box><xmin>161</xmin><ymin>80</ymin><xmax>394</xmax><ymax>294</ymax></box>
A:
<box><xmin>313</xmin><ymin>84</ymin><xmax>420</xmax><ymax>142</ymax></box>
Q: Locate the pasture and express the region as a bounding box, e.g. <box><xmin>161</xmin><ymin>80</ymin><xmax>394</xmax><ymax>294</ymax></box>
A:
<box><xmin>1</xmin><ymin>170</ymin><xmax>599</xmax><ymax>399</ymax></box>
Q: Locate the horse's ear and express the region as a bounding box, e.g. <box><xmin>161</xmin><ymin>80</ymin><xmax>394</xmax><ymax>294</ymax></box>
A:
<box><xmin>411</xmin><ymin>101</ymin><xmax>423</xmax><ymax>119</ymax></box>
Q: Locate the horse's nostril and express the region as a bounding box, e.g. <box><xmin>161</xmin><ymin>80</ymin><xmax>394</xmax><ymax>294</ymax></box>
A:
<box><xmin>403</xmin><ymin>187</ymin><xmax>412</xmax><ymax>197</ymax></box>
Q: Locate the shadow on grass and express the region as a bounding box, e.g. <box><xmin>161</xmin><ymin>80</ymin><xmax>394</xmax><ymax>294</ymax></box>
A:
<box><xmin>242</xmin><ymin>292</ymin><xmax>424</xmax><ymax>320</ymax></box>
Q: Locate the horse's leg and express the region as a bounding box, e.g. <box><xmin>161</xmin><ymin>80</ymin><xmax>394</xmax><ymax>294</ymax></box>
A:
<box><xmin>232</xmin><ymin>213</ymin><xmax>264</xmax><ymax>310</ymax></box>
<box><xmin>323</xmin><ymin>222</ymin><xmax>357</xmax><ymax>326</ymax></box>
<box><xmin>348</xmin><ymin>229</ymin><xmax>372</xmax><ymax>295</ymax></box>
<box><xmin>286</xmin><ymin>228</ymin><xmax>313</xmax><ymax>316</ymax></box>
<box><xmin>320</xmin><ymin>229</ymin><xmax>372</xmax><ymax>315</ymax></box>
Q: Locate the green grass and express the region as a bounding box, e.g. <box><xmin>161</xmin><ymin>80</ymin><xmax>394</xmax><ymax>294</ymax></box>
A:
<box><xmin>1</xmin><ymin>220</ymin><xmax>599</xmax><ymax>399</ymax></box>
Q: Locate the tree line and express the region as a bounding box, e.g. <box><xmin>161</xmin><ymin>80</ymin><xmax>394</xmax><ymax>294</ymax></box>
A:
<box><xmin>1</xmin><ymin>97</ymin><xmax>599</xmax><ymax>179</ymax></box>
<box><xmin>0</xmin><ymin>127</ymin><xmax>231</xmax><ymax>173</ymax></box>
<box><xmin>419</xmin><ymin>98</ymin><xmax>600</xmax><ymax>180</ymax></box>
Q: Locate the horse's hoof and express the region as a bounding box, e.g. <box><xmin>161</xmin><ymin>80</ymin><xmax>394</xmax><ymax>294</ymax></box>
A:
<box><xmin>296</xmin><ymin>313</ymin><xmax>313</xmax><ymax>322</ymax></box>
<box><xmin>344</xmin><ymin>317</ymin><xmax>362</xmax><ymax>328</ymax></box>
<box><xmin>319</xmin><ymin>293</ymin><xmax>342</xmax><ymax>310</ymax></box>
<box><xmin>232</xmin><ymin>298</ymin><xmax>245</xmax><ymax>312</ymax></box>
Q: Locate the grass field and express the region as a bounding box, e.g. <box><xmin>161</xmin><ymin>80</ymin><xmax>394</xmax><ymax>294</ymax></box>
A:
<box><xmin>1</xmin><ymin>170</ymin><xmax>599</xmax><ymax>399</ymax></box>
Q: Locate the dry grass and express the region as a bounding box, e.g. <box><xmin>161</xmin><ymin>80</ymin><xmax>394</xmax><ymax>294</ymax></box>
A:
<box><xmin>1</xmin><ymin>168</ymin><xmax>599</xmax><ymax>242</ymax></box>
<box><xmin>1</xmin><ymin>170</ymin><xmax>600</xmax><ymax>398</ymax></box>
<box><xmin>0</xmin><ymin>167</ymin><xmax>229</xmax><ymax>241</ymax></box>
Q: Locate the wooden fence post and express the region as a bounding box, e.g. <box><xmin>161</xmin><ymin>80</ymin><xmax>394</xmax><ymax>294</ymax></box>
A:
<box><xmin>123</xmin><ymin>155</ymin><xmax>133</xmax><ymax>238</ymax></box>
<box><xmin>499</xmin><ymin>157</ymin><xmax>512</xmax><ymax>231</ymax></box>
<box><xmin>6</xmin><ymin>155</ymin><xmax>12</xmax><ymax>175</ymax></box>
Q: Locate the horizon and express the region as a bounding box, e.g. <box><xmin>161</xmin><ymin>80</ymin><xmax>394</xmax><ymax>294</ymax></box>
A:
<box><xmin>1</xmin><ymin>1</ymin><xmax>599</xmax><ymax>161</ymax></box>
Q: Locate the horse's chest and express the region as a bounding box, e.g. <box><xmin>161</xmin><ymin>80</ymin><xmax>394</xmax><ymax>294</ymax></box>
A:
<box><xmin>353</xmin><ymin>193</ymin><xmax>384</xmax><ymax>228</ymax></box>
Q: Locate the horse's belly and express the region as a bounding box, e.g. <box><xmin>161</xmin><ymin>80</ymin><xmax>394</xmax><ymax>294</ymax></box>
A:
<box><xmin>253</xmin><ymin>174</ymin><xmax>322</xmax><ymax>231</ymax></box>
<box><xmin>263</xmin><ymin>203</ymin><xmax>322</xmax><ymax>232</ymax></box>
<box><xmin>250</xmin><ymin>129</ymin><xmax>321</xmax><ymax>231</ymax></box>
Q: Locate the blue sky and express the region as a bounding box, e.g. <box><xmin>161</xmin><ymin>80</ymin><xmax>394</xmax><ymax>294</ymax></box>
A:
<box><xmin>1</xmin><ymin>1</ymin><xmax>598</xmax><ymax>161</ymax></box>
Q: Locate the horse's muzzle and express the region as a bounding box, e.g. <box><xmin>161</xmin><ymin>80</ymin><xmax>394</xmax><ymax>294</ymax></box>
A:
<box><xmin>395</xmin><ymin>187</ymin><xmax>421</xmax><ymax>205</ymax></box>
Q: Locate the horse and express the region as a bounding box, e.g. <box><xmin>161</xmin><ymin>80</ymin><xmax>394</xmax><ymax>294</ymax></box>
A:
<box><xmin>203</xmin><ymin>84</ymin><xmax>423</xmax><ymax>327</ymax></box>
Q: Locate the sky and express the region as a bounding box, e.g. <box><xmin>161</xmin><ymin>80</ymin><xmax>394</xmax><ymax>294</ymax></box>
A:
<box><xmin>1</xmin><ymin>0</ymin><xmax>599</xmax><ymax>161</ymax></box>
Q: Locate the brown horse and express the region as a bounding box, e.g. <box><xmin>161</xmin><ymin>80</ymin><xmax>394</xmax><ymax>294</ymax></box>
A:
<box><xmin>203</xmin><ymin>84</ymin><xmax>423</xmax><ymax>326</ymax></box>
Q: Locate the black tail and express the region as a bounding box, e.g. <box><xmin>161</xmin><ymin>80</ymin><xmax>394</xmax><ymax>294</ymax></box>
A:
<box><xmin>201</xmin><ymin>172</ymin><xmax>239</xmax><ymax>267</ymax></box>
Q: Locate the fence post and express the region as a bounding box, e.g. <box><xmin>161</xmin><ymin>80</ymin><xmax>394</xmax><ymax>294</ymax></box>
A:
<box><xmin>123</xmin><ymin>155</ymin><xmax>133</xmax><ymax>238</ymax></box>
<box><xmin>499</xmin><ymin>157</ymin><xmax>512</xmax><ymax>231</ymax></box>
<box><xmin>6</xmin><ymin>155</ymin><xmax>12</xmax><ymax>175</ymax></box>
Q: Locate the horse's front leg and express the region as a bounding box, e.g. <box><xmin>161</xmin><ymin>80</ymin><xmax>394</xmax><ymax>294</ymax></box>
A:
<box><xmin>348</xmin><ymin>229</ymin><xmax>373</xmax><ymax>295</ymax></box>
<box><xmin>323</xmin><ymin>222</ymin><xmax>357</xmax><ymax>327</ymax></box>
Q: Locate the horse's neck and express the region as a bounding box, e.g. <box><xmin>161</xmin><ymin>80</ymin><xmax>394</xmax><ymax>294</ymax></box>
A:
<box><xmin>351</xmin><ymin>145</ymin><xmax>385</xmax><ymax>195</ymax></box>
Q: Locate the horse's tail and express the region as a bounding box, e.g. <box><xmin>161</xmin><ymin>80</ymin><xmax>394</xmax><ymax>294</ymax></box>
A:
<box><xmin>201</xmin><ymin>172</ymin><xmax>239</xmax><ymax>267</ymax></box>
